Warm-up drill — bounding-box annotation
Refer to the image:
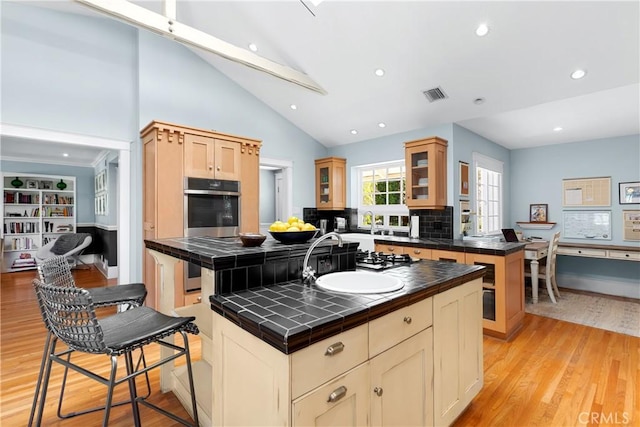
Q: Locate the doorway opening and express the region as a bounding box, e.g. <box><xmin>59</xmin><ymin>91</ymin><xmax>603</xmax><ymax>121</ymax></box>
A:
<box><xmin>259</xmin><ymin>157</ymin><xmax>293</xmax><ymax>234</ymax></box>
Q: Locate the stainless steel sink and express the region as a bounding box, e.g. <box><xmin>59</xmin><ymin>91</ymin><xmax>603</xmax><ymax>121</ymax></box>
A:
<box><xmin>315</xmin><ymin>271</ymin><xmax>404</xmax><ymax>294</ymax></box>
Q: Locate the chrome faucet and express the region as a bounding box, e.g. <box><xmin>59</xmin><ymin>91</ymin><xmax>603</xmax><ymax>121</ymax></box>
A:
<box><xmin>302</xmin><ymin>232</ymin><xmax>343</xmax><ymax>284</ymax></box>
<box><xmin>363</xmin><ymin>210</ymin><xmax>375</xmax><ymax>235</ymax></box>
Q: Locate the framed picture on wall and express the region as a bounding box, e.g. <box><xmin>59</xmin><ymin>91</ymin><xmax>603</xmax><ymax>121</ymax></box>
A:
<box><xmin>459</xmin><ymin>161</ymin><xmax>469</xmax><ymax>197</ymax></box>
<box><xmin>530</xmin><ymin>204</ymin><xmax>548</xmax><ymax>222</ymax></box>
<box><xmin>40</xmin><ymin>180</ymin><xmax>53</xmax><ymax>190</ymax></box>
<box><xmin>619</xmin><ymin>182</ymin><xmax>640</xmax><ymax>204</ymax></box>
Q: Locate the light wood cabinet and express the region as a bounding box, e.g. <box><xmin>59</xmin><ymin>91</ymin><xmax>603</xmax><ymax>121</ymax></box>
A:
<box><xmin>142</xmin><ymin>123</ymin><xmax>185</xmax><ymax>309</ymax></box>
<box><xmin>406</xmin><ymin>247</ymin><xmax>433</xmax><ymax>260</ymax></box>
<box><xmin>465</xmin><ymin>251</ymin><xmax>524</xmax><ymax>340</ymax></box>
<box><xmin>404</xmin><ymin>137</ymin><xmax>448</xmax><ymax>209</ymax></box>
<box><xmin>315</xmin><ymin>157</ymin><xmax>346</xmax><ymax>210</ymax></box>
<box><xmin>142</xmin><ymin>120</ymin><xmax>261</xmax><ymax>308</ymax></box>
<box><xmin>184</xmin><ymin>134</ymin><xmax>241</xmax><ymax>181</ymax></box>
<box><xmin>433</xmin><ymin>278</ymin><xmax>483</xmax><ymax>426</ymax></box>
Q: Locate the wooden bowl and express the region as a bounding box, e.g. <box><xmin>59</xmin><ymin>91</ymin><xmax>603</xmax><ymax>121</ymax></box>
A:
<box><xmin>239</xmin><ymin>233</ymin><xmax>266</xmax><ymax>247</ymax></box>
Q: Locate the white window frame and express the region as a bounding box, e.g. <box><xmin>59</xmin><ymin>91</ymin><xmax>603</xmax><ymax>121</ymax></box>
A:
<box><xmin>353</xmin><ymin>160</ymin><xmax>409</xmax><ymax>232</ymax></box>
<box><xmin>472</xmin><ymin>152</ymin><xmax>504</xmax><ymax>236</ymax></box>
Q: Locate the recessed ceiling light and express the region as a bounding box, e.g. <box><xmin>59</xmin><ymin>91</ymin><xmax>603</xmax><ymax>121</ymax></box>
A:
<box><xmin>475</xmin><ymin>23</ymin><xmax>489</xmax><ymax>37</ymax></box>
<box><xmin>62</xmin><ymin>153</ymin><xmax>69</xmax><ymax>157</ymax></box>
<box><xmin>248</xmin><ymin>43</ymin><xmax>258</xmax><ymax>52</ymax></box>
<box><xmin>553</xmin><ymin>126</ymin><xmax>563</xmax><ymax>132</ymax></box>
<box><xmin>374</xmin><ymin>68</ymin><xmax>385</xmax><ymax>77</ymax></box>
<box><xmin>473</xmin><ymin>97</ymin><xmax>485</xmax><ymax>105</ymax></box>
<box><xmin>350</xmin><ymin>129</ymin><xmax>358</xmax><ymax>135</ymax></box>
<box><xmin>378</xmin><ymin>122</ymin><xmax>386</xmax><ymax>128</ymax></box>
<box><xmin>290</xmin><ymin>104</ymin><xmax>297</xmax><ymax>110</ymax></box>
<box><xmin>571</xmin><ymin>69</ymin><xmax>586</xmax><ymax>79</ymax></box>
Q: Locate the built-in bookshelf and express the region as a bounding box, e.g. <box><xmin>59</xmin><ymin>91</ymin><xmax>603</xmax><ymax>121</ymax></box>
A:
<box><xmin>1</xmin><ymin>173</ymin><xmax>76</xmax><ymax>272</ymax></box>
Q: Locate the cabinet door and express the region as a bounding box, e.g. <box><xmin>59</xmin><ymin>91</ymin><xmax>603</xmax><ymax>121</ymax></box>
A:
<box><xmin>405</xmin><ymin>247</ymin><xmax>432</xmax><ymax>260</ymax></box>
<box><xmin>315</xmin><ymin>158</ymin><xmax>346</xmax><ymax>210</ymax></box>
<box><xmin>184</xmin><ymin>133</ymin><xmax>216</xmax><ymax>178</ymax></box>
<box><xmin>404</xmin><ymin>138</ymin><xmax>447</xmax><ymax>208</ymax></box>
<box><xmin>293</xmin><ymin>363</ymin><xmax>369</xmax><ymax>427</ymax></box>
<box><xmin>433</xmin><ymin>278</ymin><xmax>483</xmax><ymax>426</ymax></box>
<box><xmin>370</xmin><ymin>328</ymin><xmax>433</xmax><ymax>427</ymax></box>
<box><xmin>214</xmin><ymin>140</ymin><xmax>241</xmax><ymax>181</ymax></box>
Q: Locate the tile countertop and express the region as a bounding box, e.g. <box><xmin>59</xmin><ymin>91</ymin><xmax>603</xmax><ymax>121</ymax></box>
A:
<box><xmin>355</xmin><ymin>234</ymin><xmax>528</xmax><ymax>256</ymax></box>
<box><xmin>209</xmin><ymin>260</ymin><xmax>485</xmax><ymax>354</ymax></box>
<box><xmin>144</xmin><ymin>235</ymin><xmax>360</xmax><ymax>271</ymax></box>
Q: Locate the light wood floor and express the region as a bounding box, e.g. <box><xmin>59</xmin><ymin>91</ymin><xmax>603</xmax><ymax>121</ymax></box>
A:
<box><xmin>2</xmin><ymin>268</ymin><xmax>639</xmax><ymax>426</ymax></box>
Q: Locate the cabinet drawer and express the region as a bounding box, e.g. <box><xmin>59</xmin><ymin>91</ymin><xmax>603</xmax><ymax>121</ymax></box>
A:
<box><xmin>406</xmin><ymin>247</ymin><xmax>432</xmax><ymax>260</ymax></box>
<box><xmin>557</xmin><ymin>247</ymin><xmax>607</xmax><ymax>258</ymax></box>
<box><xmin>608</xmin><ymin>250</ymin><xmax>640</xmax><ymax>261</ymax></box>
<box><xmin>369</xmin><ymin>297</ymin><xmax>433</xmax><ymax>357</ymax></box>
<box><xmin>291</xmin><ymin>324</ymin><xmax>368</xmax><ymax>399</ymax></box>
<box><xmin>183</xmin><ymin>292</ymin><xmax>202</xmax><ymax>306</ymax></box>
<box><xmin>374</xmin><ymin>244</ymin><xmax>405</xmax><ymax>254</ymax></box>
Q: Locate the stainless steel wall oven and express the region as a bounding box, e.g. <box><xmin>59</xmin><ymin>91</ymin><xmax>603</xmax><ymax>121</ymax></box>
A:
<box><xmin>184</xmin><ymin>177</ymin><xmax>240</xmax><ymax>291</ymax></box>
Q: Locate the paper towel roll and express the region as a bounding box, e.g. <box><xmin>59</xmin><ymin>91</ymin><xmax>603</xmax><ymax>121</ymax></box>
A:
<box><xmin>410</xmin><ymin>216</ymin><xmax>419</xmax><ymax>238</ymax></box>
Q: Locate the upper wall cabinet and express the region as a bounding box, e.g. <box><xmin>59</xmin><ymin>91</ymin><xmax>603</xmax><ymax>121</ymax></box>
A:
<box><xmin>315</xmin><ymin>157</ymin><xmax>346</xmax><ymax>210</ymax></box>
<box><xmin>184</xmin><ymin>134</ymin><xmax>241</xmax><ymax>181</ymax></box>
<box><xmin>404</xmin><ymin>137</ymin><xmax>448</xmax><ymax>209</ymax></box>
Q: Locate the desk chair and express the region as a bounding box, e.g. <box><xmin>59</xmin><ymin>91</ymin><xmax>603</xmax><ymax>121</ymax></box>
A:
<box><xmin>29</xmin><ymin>256</ymin><xmax>147</xmax><ymax>426</ymax></box>
<box><xmin>36</xmin><ymin>233</ymin><xmax>92</xmax><ymax>269</ymax></box>
<box><xmin>32</xmin><ymin>279</ymin><xmax>199</xmax><ymax>427</ymax></box>
<box><xmin>525</xmin><ymin>232</ymin><xmax>561</xmax><ymax>303</ymax></box>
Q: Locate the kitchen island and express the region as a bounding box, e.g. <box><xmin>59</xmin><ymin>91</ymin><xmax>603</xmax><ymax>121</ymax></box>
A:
<box><xmin>357</xmin><ymin>235</ymin><xmax>527</xmax><ymax>340</ymax></box>
<box><xmin>145</xmin><ymin>235</ymin><xmax>487</xmax><ymax>426</ymax></box>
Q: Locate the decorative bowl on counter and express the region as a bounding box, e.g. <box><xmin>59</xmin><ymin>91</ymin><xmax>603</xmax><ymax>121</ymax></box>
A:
<box><xmin>269</xmin><ymin>230</ymin><xmax>318</xmax><ymax>244</ymax></box>
<box><xmin>239</xmin><ymin>233</ymin><xmax>267</xmax><ymax>247</ymax></box>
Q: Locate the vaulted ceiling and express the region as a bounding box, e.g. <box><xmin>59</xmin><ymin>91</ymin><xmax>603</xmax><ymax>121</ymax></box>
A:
<box><xmin>2</xmin><ymin>0</ymin><xmax>639</xmax><ymax>166</ymax></box>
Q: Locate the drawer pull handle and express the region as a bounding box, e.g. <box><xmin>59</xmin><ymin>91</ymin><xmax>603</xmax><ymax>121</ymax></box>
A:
<box><xmin>325</xmin><ymin>342</ymin><xmax>345</xmax><ymax>356</ymax></box>
<box><xmin>626</xmin><ymin>254</ymin><xmax>629</xmax><ymax>257</ymax></box>
<box><xmin>327</xmin><ymin>386</ymin><xmax>347</xmax><ymax>403</ymax></box>
<box><xmin>404</xmin><ymin>316</ymin><xmax>412</xmax><ymax>324</ymax></box>
<box><xmin>194</xmin><ymin>296</ymin><xmax>202</xmax><ymax>304</ymax></box>
<box><xmin>373</xmin><ymin>387</ymin><xmax>383</xmax><ymax>397</ymax></box>
<box><xmin>578</xmin><ymin>250</ymin><xmax>582</xmax><ymax>253</ymax></box>
<box><xmin>388</xmin><ymin>247</ymin><xmax>395</xmax><ymax>252</ymax></box>
<box><xmin>414</xmin><ymin>249</ymin><xmax>421</xmax><ymax>254</ymax></box>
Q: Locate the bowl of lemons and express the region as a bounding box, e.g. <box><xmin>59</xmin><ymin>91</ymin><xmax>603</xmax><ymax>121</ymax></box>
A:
<box><xmin>269</xmin><ymin>217</ymin><xmax>318</xmax><ymax>244</ymax></box>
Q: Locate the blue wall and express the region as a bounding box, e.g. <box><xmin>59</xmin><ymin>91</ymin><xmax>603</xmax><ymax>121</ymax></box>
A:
<box><xmin>259</xmin><ymin>169</ymin><xmax>276</xmax><ymax>224</ymax></box>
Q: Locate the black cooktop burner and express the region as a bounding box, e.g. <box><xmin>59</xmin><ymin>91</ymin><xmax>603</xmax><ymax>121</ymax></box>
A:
<box><xmin>355</xmin><ymin>250</ymin><xmax>415</xmax><ymax>270</ymax></box>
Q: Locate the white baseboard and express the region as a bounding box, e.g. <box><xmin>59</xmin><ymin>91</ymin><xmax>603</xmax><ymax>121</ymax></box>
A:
<box><xmin>92</xmin><ymin>255</ymin><xmax>119</xmax><ymax>279</ymax></box>
<box><xmin>557</xmin><ymin>272</ymin><xmax>640</xmax><ymax>299</ymax></box>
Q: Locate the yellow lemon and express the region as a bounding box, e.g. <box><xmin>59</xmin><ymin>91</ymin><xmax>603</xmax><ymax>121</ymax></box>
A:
<box><xmin>287</xmin><ymin>216</ymin><xmax>299</xmax><ymax>225</ymax></box>
<box><xmin>286</xmin><ymin>226</ymin><xmax>300</xmax><ymax>232</ymax></box>
<box><xmin>269</xmin><ymin>222</ymin><xmax>280</xmax><ymax>232</ymax></box>
<box><xmin>302</xmin><ymin>223</ymin><xmax>316</xmax><ymax>231</ymax></box>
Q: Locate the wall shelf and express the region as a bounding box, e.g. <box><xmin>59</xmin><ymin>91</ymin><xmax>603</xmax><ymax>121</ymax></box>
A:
<box><xmin>516</xmin><ymin>222</ymin><xmax>556</xmax><ymax>230</ymax></box>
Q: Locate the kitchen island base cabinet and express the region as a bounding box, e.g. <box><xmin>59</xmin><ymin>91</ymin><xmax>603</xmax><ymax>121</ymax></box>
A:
<box><xmin>433</xmin><ymin>278</ymin><xmax>483</xmax><ymax>427</ymax></box>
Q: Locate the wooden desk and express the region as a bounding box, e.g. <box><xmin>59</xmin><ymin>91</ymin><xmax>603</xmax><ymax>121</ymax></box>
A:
<box><xmin>558</xmin><ymin>242</ymin><xmax>640</xmax><ymax>261</ymax></box>
<box><xmin>524</xmin><ymin>241</ymin><xmax>548</xmax><ymax>304</ymax></box>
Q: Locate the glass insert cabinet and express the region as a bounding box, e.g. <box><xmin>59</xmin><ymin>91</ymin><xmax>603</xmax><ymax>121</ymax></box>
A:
<box><xmin>315</xmin><ymin>157</ymin><xmax>346</xmax><ymax>210</ymax></box>
<box><xmin>404</xmin><ymin>137</ymin><xmax>448</xmax><ymax>208</ymax></box>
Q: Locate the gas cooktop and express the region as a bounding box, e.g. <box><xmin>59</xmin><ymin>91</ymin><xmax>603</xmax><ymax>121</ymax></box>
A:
<box><xmin>355</xmin><ymin>250</ymin><xmax>418</xmax><ymax>270</ymax></box>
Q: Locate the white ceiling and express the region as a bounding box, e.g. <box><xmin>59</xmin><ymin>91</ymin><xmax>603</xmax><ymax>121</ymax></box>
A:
<box><xmin>2</xmin><ymin>0</ymin><xmax>639</xmax><ymax>166</ymax></box>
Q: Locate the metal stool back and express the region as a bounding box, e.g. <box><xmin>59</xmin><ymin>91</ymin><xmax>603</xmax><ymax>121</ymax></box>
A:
<box><xmin>29</xmin><ymin>256</ymin><xmax>148</xmax><ymax>426</ymax></box>
<box><xmin>32</xmin><ymin>279</ymin><xmax>199</xmax><ymax>426</ymax></box>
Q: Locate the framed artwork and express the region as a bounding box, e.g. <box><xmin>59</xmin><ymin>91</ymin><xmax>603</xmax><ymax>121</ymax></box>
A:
<box><xmin>25</xmin><ymin>179</ymin><xmax>39</xmax><ymax>189</ymax></box>
<box><xmin>459</xmin><ymin>161</ymin><xmax>469</xmax><ymax>197</ymax></box>
<box><xmin>530</xmin><ymin>204</ymin><xmax>548</xmax><ymax>222</ymax></box>
<box><xmin>619</xmin><ymin>182</ymin><xmax>640</xmax><ymax>204</ymax></box>
<box><xmin>40</xmin><ymin>180</ymin><xmax>53</xmax><ymax>190</ymax></box>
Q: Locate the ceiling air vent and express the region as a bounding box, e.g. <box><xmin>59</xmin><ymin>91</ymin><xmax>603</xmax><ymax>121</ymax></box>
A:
<box><xmin>423</xmin><ymin>87</ymin><xmax>448</xmax><ymax>103</ymax></box>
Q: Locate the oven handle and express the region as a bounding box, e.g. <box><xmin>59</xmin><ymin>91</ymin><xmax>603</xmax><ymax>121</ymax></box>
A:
<box><xmin>184</xmin><ymin>189</ymin><xmax>241</xmax><ymax>196</ymax></box>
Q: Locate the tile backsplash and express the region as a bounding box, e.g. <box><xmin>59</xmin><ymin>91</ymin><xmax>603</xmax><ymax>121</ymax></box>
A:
<box><xmin>305</xmin><ymin>206</ymin><xmax>453</xmax><ymax>239</ymax></box>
